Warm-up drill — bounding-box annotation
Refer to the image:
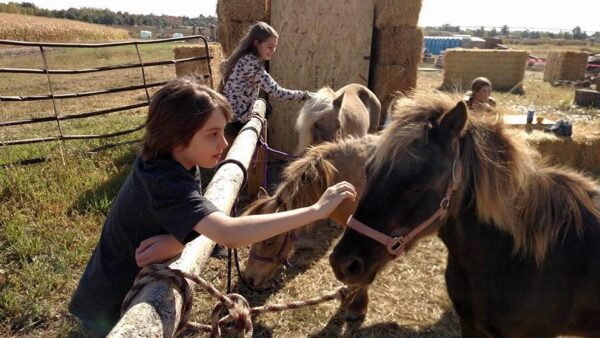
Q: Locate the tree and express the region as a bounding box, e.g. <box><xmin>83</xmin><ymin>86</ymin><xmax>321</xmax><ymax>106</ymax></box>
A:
<box><xmin>501</xmin><ymin>25</ymin><xmax>509</xmax><ymax>37</ymax></box>
<box><xmin>488</xmin><ymin>28</ymin><xmax>498</xmax><ymax>37</ymax></box>
<box><xmin>474</xmin><ymin>26</ymin><xmax>485</xmax><ymax>37</ymax></box>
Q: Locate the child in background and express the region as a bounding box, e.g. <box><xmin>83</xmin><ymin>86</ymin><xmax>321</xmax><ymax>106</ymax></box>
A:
<box><xmin>220</xmin><ymin>21</ymin><xmax>315</xmax><ymax>139</ymax></box>
<box><xmin>69</xmin><ymin>79</ymin><xmax>355</xmax><ymax>336</ymax></box>
<box><xmin>465</xmin><ymin>76</ymin><xmax>496</xmax><ymax>112</ymax></box>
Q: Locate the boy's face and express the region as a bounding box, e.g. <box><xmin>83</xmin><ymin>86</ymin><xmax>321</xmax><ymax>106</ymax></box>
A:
<box><xmin>255</xmin><ymin>36</ymin><xmax>278</xmax><ymax>61</ymax></box>
<box><xmin>474</xmin><ymin>85</ymin><xmax>491</xmax><ymax>103</ymax></box>
<box><xmin>172</xmin><ymin>109</ymin><xmax>228</xmax><ymax>170</ymax></box>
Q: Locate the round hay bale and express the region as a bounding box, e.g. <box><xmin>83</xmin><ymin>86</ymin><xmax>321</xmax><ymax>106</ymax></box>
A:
<box><xmin>173</xmin><ymin>43</ymin><xmax>224</xmax><ymax>89</ymax></box>
<box><xmin>372</xmin><ymin>25</ymin><xmax>423</xmax><ymax>65</ymax></box>
<box><xmin>216</xmin><ymin>0</ymin><xmax>270</xmax><ymax>23</ymax></box>
<box><xmin>374</xmin><ymin>0</ymin><xmax>422</xmax><ymax>29</ymax></box>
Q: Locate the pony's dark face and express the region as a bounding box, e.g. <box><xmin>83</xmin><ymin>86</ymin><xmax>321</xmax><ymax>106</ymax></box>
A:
<box><xmin>329</xmin><ymin>101</ymin><xmax>468</xmax><ymax>287</ymax></box>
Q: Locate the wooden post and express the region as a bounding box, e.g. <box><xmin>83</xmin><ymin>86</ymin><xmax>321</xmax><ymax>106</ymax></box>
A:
<box><xmin>108</xmin><ymin>100</ymin><xmax>266</xmax><ymax>338</ymax></box>
<box><xmin>248</xmin><ymin>119</ymin><xmax>267</xmax><ymax>199</ymax></box>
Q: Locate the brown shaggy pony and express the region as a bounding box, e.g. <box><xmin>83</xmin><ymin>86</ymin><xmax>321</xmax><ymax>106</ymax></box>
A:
<box><xmin>242</xmin><ymin>135</ymin><xmax>378</xmax><ymax>318</ymax></box>
<box><xmin>330</xmin><ymin>91</ymin><xmax>600</xmax><ymax>337</ymax></box>
<box><xmin>295</xmin><ymin>83</ymin><xmax>381</xmax><ymax>154</ymax></box>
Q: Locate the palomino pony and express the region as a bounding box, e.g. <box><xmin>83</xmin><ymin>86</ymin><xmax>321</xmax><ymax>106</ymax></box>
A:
<box><xmin>295</xmin><ymin>83</ymin><xmax>381</xmax><ymax>154</ymax></box>
<box><xmin>330</xmin><ymin>91</ymin><xmax>600</xmax><ymax>337</ymax></box>
<box><xmin>242</xmin><ymin>135</ymin><xmax>379</xmax><ymax>317</ymax></box>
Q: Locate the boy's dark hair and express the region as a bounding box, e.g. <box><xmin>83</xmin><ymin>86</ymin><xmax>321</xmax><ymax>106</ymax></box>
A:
<box><xmin>141</xmin><ymin>78</ymin><xmax>232</xmax><ymax>160</ymax></box>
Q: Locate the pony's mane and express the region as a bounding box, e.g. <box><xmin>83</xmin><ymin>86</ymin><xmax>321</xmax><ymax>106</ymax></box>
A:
<box><xmin>295</xmin><ymin>87</ymin><xmax>335</xmax><ymax>154</ymax></box>
<box><xmin>376</xmin><ymin>90</ymin><xmax>600</xmax><ymax>264</ymax></box>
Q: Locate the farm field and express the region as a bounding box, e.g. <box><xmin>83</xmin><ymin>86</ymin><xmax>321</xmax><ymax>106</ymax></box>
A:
<box><xmin>0</xmin><ymin>13</ymin><xmax>129</xmax><ymax>42</ymax></box>
<box><xmin>1</xmin><ymin>43</ymin><xmax>600</xmax><ymax>338</ymax></box>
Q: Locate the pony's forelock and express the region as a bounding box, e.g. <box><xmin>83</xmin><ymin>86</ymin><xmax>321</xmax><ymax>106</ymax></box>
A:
<box><xmin>295</xmin><ymin>87</ymin><xmax>335</xmax><ymax>154</ymax></box>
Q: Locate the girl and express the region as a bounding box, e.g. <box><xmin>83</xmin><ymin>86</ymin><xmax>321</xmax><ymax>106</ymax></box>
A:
<box><xmin>220</xmin><ymin>21</ymin><xmax>314</xmax><ymax>138</ymax></box>
<box><xmin>465</xmin><ymin>76</ymin><xmax>496</xmax><ymax>112</ymax></box>
<box><xmin>69</xmin><ymin>79</ymin><xmax>355</xmax><ymax>336</ymax></box>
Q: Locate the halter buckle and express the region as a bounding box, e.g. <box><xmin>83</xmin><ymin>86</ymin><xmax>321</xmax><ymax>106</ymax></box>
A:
<box><xmin>440</xmin><ymin>197</ymin><xmax>451</xmax><ymax>209</ymax></box>
<box><xmin>387</xmin><ymin>236</ymin><xmax>405</xmax><ymax>255</ymax></box>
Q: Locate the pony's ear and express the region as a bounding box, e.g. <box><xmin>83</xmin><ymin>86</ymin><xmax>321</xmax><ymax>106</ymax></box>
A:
<box><xmin>438</xmin><ymin>101</ymin><xmax>468</xmax><ymax>140</ymax></box>
<box><xmin>332</xmin><ymin>92</ymin><xmax>345</xmax><ymax>110</ymax></box>
<box><xmin>257</xmin><ymin>187</ymin><xmax>270</xmax><ymax>199</ymax></box>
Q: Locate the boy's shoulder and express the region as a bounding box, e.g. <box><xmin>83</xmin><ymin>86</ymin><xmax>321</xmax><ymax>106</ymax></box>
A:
<box><xmin>134</xmin><ymin>157</ymin><xmax>200</xmax><ymax>193</ymax></box>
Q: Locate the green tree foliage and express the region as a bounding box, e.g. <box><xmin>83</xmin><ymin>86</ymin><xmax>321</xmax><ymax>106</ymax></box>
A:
<box><xmin>0</xmin><ymin>1</ymin><xmax>217</xmax><ymax>27</ymax></box>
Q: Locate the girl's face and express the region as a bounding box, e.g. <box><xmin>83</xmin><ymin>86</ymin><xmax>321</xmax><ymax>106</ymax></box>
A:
<box><xmin>255</xmin><ymin>36</ymin><xmax>278</xmax><ymax>61</ymax></box>
<box><xmin>172</xmin><ymin>109</ymin><xmax>228</xmax><ymax>170</ymax></box>
<box><xmin>474</xmin><ymin>85</ymin><xmax>491</xmax><ymax>103</ymax></box>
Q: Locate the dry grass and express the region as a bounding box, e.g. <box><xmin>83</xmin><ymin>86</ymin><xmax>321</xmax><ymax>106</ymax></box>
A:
<box><xmin>0</xmin><ymin>13</ymin><xmax>129</xmax><ymax>42</ymax></box>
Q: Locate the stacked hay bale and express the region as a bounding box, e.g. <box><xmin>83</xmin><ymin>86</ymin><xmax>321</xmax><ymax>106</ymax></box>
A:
<box><xmin>216</xmin><ymin>0</ymin><xmax>270</xmax><ymax>57</ymax></box>
<box><xmin>269</xmin><ymin>0</ymin><xmax>374</xmax><ymax>153</ymax></box>
<box><xmin>507</xmin><ymin>126</ymin><xmax>600</xmax><ymax>176</ymax></box>
<box><xmin>370</xmin><ymin>0</ymin><xmax>423</xmax><ymax>111</ymax></box>
<box><xmin>543</xmin><ymin>51</ymin><xmax>588</xmax><ymax>83</ymax></box>
<box><xmin>173</xmin><ymin>43</ymin><xmax>224</xmax><ymax>89</ymax></box>
<box><xmin>442</xmin><ymin>49</ymin><xmax>528</xmax><ymax>92</ymax></box>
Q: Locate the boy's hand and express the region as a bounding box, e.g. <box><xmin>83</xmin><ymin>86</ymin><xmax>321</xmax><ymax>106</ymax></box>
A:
<box><xmin>135</xmin><ymin>234</ymin><xmax>184</xmax><ymax>267</ymax></box>
<box><xmin>313</xmin><ymin>181</ymin><xmax>357</xmax><ymax>220</ymax></box>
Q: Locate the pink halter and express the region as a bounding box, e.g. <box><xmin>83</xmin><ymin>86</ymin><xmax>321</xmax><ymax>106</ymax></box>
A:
<box><xmin>347</xmin><ymin>149</ymin><xmax>462</xmax><ymax>258</ymax></box>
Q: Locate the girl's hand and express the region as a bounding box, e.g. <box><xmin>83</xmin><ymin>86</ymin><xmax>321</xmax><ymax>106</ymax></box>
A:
<box><xmin>135</xmin><ymin>234</ymin><xmax>184</xmax><ymax>267</ymax></box>
<box><xmin>313</xmin><ymin>181</ymin><xmax>357</xmax><ymax>219</ymax></box>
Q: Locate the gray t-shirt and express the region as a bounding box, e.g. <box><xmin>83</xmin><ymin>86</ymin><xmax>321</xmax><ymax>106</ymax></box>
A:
<box><xmin>69</xmin><ymin>156</ymin><xmax>218</xmax><ymax>335</ymax></box>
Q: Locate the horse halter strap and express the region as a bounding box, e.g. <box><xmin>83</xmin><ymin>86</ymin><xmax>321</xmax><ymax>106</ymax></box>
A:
<box><xmin>347</xmin><ymin>148</ymin><xmax>462</xmax><ymax>258</ymax></box>
<box><xmin>248</xmin><ymin>231</ymin><xmax>297</xmax><ymax>267</ymax></box>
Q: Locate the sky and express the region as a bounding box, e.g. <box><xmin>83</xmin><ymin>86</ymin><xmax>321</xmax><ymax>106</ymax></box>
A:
<box><xmin>28</xmin><ymin>0</ymin><xmax>600</xmax><ymax>33</ymax></box>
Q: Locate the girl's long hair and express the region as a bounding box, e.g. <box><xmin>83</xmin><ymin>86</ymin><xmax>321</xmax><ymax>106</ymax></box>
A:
<box><xmin>219</xmin><ymin>21</ymin><xmax>278</xmax><ymax>92</ymax></box>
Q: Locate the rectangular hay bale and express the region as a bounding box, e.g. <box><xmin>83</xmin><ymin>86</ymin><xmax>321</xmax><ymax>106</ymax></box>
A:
<box><xmin>372</xmin><ymin>26</ymin><xmax>424</xmax><ymax>65</ymax></box>
<box><xmin>371</xmin><ymin>63</ymin><xmax>418</xmax><ymax>112</ymax></box>
<box><xmin>216</xmin><ymin>0</ymin><xmax>270</xmax><ymax>23</ymax></box>
<box><xmin>508</xmin><ymin>127</ymin><xmax>600</xmax><ymax>176</ymax></box>
<box><xmin>269</xmin><ymin>0</ymin><xmax>374</xmax><ymax>153</ymax></box>
<box><xmin>543</xmin><ymin>51</ymin><xmax>588</xmax><ymax>83</ymax></box>
<box><xmin>374</xmin><ymin>0</ymin><xmax>422</xmax><ymax>29</ymax></box>
<box><xmin>174</xmin><ymin>43</ymin><xmax>224</xmax><ymax>89</ymax></box>
<box><xmin>442</xmin><ymin>49</ymin><xmax>528</xmax><ymax>92</ymax></box>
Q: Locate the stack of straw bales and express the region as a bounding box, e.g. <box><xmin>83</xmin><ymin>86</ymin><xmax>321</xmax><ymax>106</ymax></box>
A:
<box><xmin>173</xmin><ymin>43</ymin><xmax>224</xmax><ymax>89</ymax></box>
<box><xmin>370</xmin><ymin>0</ymin><xmax>423</xmax><ymax>111</ymax></box>
<box><xmin>507</xmin><ymin>126</ymin><xmax>600</xmax><ymax>176</ymax></box>
<box><xmin>442</xmin><ymin>49</ymin><xmax>528</xmax><ymax>92</ymax></box>
<box><xmin>543</xmin><ymin>51</ymin><xmax>588</xmax><ymax>83</ymax></box>
<box><xmin>216</xmin><ymin>0</ymin><xmax>271</xmax><ymax>57</ymax></box>
<box><xmin>268</xmin><ymin>0</ymin><xmax>374</xmax><ymax>153</ymax></box>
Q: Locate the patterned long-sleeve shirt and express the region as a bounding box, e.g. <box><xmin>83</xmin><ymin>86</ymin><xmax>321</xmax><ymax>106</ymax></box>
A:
<box><xmin>223</xmin><ymin>53</ymin><xmax>305</xmax><ymax>123</ymax></box>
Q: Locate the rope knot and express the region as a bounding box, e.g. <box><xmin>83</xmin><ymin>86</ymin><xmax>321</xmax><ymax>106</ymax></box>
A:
<box><xmin>228</xmin><ymin>294</ymin><xmax>252</xmax><ymax>332</ymax></box>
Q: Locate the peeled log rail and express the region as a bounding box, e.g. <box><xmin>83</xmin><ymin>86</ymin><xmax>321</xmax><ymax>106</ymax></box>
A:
<box><xmin>108</xmin><ymin>100</ymin><xmax>266</xmax><ymax>338</ymax></box>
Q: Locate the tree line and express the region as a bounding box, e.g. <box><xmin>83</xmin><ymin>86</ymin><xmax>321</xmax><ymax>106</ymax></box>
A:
<box><xmin>436</xmin><ymin>23</ymin><xmax>600</xmax><ymax>40</ymax></box>
<box><xmin>0</xmin><ymin>2</ymin><xmax>217</xmax><ymax>27</ymax></box>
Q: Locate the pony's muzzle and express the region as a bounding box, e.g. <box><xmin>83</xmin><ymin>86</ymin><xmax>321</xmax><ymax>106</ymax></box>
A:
<box><xmin>329</xmin><ymin>251</ymin><xmax>365</xmax><ymax>284</ymax></box>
